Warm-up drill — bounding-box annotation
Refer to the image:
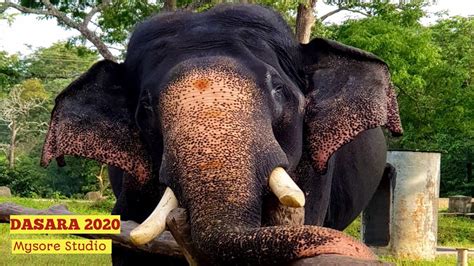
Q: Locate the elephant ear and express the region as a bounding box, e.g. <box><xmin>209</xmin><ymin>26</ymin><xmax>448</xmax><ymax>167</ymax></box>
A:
<box><xmin>41</xmin><ymin>60</ymin><xmax>152</xmax><ymax>182</ymax></box>
<box><xmin>301</xmin><ymin>38</ymin><xmax>403</xmax><ymax>174</ymax></box>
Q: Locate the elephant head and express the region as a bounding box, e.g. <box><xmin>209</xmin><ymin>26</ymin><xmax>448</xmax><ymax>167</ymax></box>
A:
<box><xmin>41</xmin><ymin>5</ymin><xmax>402</xmax><ymax>265</ymax></box>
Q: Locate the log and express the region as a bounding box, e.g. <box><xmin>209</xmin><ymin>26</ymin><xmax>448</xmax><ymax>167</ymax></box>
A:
<box><xmin>167</xmin><ymin>208</ymin><xmax>202</xmax><ymax>265</ymax></box>
<box><xmin>0</xmin><ymin>202</ymin><xmax>184</xmax><ymax>258</ymax></box>
<box><xmin>290</xmin><ymin>254</ymin><xmax>393</xmax><ymax>265</ymax></box>
<box><xmin>164</xmin><ymin>209</ymin><xmax>389</xmax><ymax>265</ymax></box>
<box><xmin>0</xmin><ymin>202</ymin><xmax>72</xmax><ymax>220</ymax></box>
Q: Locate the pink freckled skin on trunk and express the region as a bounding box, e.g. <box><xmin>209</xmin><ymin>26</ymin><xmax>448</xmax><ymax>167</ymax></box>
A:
<box><xmin>159</xmin><ymin>58</ymin><xmax>376</xmax><ymax>264</ymax></box>
<box><xmin>159</xmin><ymin>59</ymin><xmax>269</xmax><ymax>226</ymax></box>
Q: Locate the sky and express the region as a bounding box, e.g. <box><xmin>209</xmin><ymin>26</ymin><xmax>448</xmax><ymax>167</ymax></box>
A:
<box><xmin>0</xmin><ymin>0</ymin><xmax>472</xmax><ymax>56</ymax></box>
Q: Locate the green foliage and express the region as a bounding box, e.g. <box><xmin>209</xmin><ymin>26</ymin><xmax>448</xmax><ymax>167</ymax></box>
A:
<box><xmin>0</xmin><ymin>154</ymin><xmax>105</xmax><ymax>198</ymax></box>
<box><xmin>26</xmin><ymin>42</ymin><xmax>98</xmax><ymax>80</ymax></box>
<box><xmin>18</xmin><ymin>78</ymin><xmax>48</xmax><ymax>100</ymax></box>
<box><xmin>19</xmin><ymin>0</ymin><xmax>104</xmax><ymax>20</ymax></box>
<box><xmin>343</xmin><ymin>215</ymin><xmax>361</xmax><ymax>238</ymax></box>
<box><xmin>325</xmin><ymin>2</ymin><xmax>473</xmax><ymax>196</ymax></box>
<box><xmin>99</xmin><ymin>1</ymin><xmax>159</xmax><ymax>45</ymax></box>
<box><xmin>257</xmin><ymin>0</ymin><xmax>299</xmax><ymax>26</ymax></box>
<box><xmin>0</xmin><ymin>80</ymin><xmax>49</xmax><ymax>161</ymax></box>
<box><xmin>0</xmin><ymin>42</ymin><xmax>105</xmax><ymax>199</ymax></box>
<box><xmin>0</xmin><ymin>52</ymin><xmax>27</xmax><ymax>96</ymax></box>
<box><xmin>0</xmin><ymin>161</ymin><xmax>38</xmax><ymax>197</ymax></box>
<box><xmin>427</xmin><ymin>17</ymin><xmax>474</xmax><ymax>196</ymax></box>
<box><xmin>43</xmin><ymin>157</ymin><xmax>104</xmax><ymax>198</ymax></box>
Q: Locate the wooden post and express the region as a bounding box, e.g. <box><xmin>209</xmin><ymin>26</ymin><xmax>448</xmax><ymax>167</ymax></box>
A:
<box><xmin>166</xmin><ymin>208</ymin><xmax>202</xmax><ymax>266</ymax></box>
<box><xmin>456</xmin><ymin>248</ymin><xmax>468</xmax><ymax>266</ymax></box>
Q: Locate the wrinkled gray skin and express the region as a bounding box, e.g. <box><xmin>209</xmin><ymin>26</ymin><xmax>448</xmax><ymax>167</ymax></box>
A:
<box><xmin>41</xmin><ymin>4</ymin><xmax>403</xmax><ymax>266</ymax></box>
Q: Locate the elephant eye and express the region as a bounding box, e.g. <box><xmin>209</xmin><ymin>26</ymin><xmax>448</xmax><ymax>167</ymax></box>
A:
<box><xmin>139</xmin><ymin>91</ymin><xmax>154</xmax><ymax>113</ymax></box>
<box><xmin>269</xmin><ymin>75</ymin><xmax>287</xmax><ymax>104</ymax></box>
<box><xmin>140</xmin><ymin>100</ymin><xmax>153</xmax><ymax>112</ymax></box>
<box><xmin>274</xmin><ymin>85</ymin><xmax>284</xmax><ymax>93</ymax></box>
<box><xmin>272</xmin><ymin>84</ymin><xmax>287</xmax><ymax>99</ymax></box>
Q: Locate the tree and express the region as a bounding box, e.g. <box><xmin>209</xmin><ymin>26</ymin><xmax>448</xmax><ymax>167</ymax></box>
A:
<box><xmin>0</xmin><ymin>0</ymin><xmax>162</xmax><ymax>61</ymax></box>
<box><xmin>427</xmin><ymin>16</ymin><xmax>474</xmax><ymax>195</ymax></box>
<box><xmin>295</xmin><ymin>0</ymin><xmax>317</xmax><ymax>43</ymax></box>
<box><xmin>1</xmin><ymin>0</ymin><xmax>117</xmax><ymax>61</ymax></box>
<box><xmin>326</xmin><ymin>3</ymin><xmax>473</xmax><ymax>196</ymax></box>
<box><xmin>95</xmin><ymin>164</ymin><xmax>110</xmax><ymax>197</ymax></box>
<box><xmin>163</xmin><ymin>0</ymin><xmax>177</xmax><ymax>11</ymax></box>
<box><xmin>2</xmin><ymin>0</ymin><xmax>421</xmax><ymax>57</ymax></box>
<box><xmin>27</xmin><ymin>42</ymin><xmax>98</xmax><ymax>80</ymax></box>
<box><xmin>0</xmin><ymin>51</ymin><xmax>27</xmax><ymax>96</ymax></box>
<box><xmin>0</xmin><ymin>80</ymin><xmax>48</xmax><ymax>168</ymax></box>
<box><xmin>0</xmin><ymin>43</ymin><xmax>107</xmax><ymax>197</ymax></box>
<box><xmin>297</xmin><ymin>1</ymin><xmax>438</xmax><ymax>43</ymax></box>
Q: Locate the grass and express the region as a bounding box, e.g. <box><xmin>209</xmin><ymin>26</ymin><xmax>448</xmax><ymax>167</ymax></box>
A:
<box><xmin>0</xmin><ymin>197</ymin><xmax>113</xmax><ymax>265</ymax></box>
<box><xmin>438</xmin><ymin>215</ymin><xmax>474</xmax><ymax>248</ymax></box>
<box><xmin>344</xmin><ymin>215</ymin><xmax>474</xmax><ymax>249</ymax></box>
<box><xmin>0</xmin><ymin>197</ymin><xmax>473</xmax><ymax>265</ymax></box>
<box><xmin>381</xmin><ymin>255</ymin><xmax>462</xmax><ymax>265</ymax></box>
<box><xmin>344</xmin><ymin>215</ymin><xmax>474</xmax><ymax>265</ymax></box>
<box><xmin>0</xmin><ymin>197</ymin><xmax>115</xmax><ymax>214</ymax></box>
<box><xmin>344</xmin><ymin>216</ymin><xmax>362</xmax><ymax>238</ymax></box>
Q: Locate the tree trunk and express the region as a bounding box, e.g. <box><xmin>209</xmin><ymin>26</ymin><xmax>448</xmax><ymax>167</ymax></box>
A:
<box><xmin>163</xmin><ymin>0</ymin><xmax>177</xmax><ymax>11</ymax></box>
<box><xmin>2</xmin><ymin>1</ymin><xmax>117</xmax><ymax>62</ymax></box>
<box><xmin>295</xmin><ymin>0</ymin><xmax>317</xmax><ymax>44</ymax></box>
<box><xmin>77</xmin><ymin>25</ymin><xmax>116</xmax><ymax>61</ymax></box>
<box><xmin>8</xmin><ymin>121</ymin><xmax>16</xmax><ymax>169</ymax></box>
<box><xmin>96</xmin><ymin>164</ymin><xmax>107</xmax><ymax>196</ymax></box>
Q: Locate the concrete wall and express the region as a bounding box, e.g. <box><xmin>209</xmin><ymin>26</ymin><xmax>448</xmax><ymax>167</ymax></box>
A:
<box><xmin>438</xmin><ymin>198</ymin><xmax>449</xmax><ymax>210</ymax></box>
<box><xmin>439</xmin><ymin>198</ymin><xmax>474</xmax><ymax>211</ymax></box>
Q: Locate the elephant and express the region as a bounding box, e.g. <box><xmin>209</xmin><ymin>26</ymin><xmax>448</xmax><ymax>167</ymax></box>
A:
<box><xmin>40</xmin><ymin>4</ymin><xmax>403</xmax><ymax>266</ymax></box>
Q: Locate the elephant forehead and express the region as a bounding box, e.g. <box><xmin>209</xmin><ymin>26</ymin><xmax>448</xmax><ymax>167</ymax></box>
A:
<box><xmin>159</xmin><ymin>65</ymin><xmax>263</xmax><ymax>119</ymax></box>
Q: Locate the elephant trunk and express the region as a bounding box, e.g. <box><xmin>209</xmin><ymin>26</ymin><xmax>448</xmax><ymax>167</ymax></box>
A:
<box><xmin>164</xmin><ymin>148</ymin><xmax>375</xmax><ymax>265</ymax></box>
<box><xmin>193</xmin><ymin>221</ymin><xmax>375</xmax><ymax>265</ymax></box>
<box><xmin>157</xmin><ymin>59</ymin><xmax>375</xmax><ymax>264</ymax></box>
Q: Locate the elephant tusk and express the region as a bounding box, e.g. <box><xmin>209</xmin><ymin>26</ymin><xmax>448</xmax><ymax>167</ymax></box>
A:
<box><xmin>269</xmin><ymin>167</ymin><xmax>305</xmax><ymax>208</ymax></box>
<box><xmin>130</xmin><ymin>187</ymin><xmax>178</xmax><ymax>245</ymax></box>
